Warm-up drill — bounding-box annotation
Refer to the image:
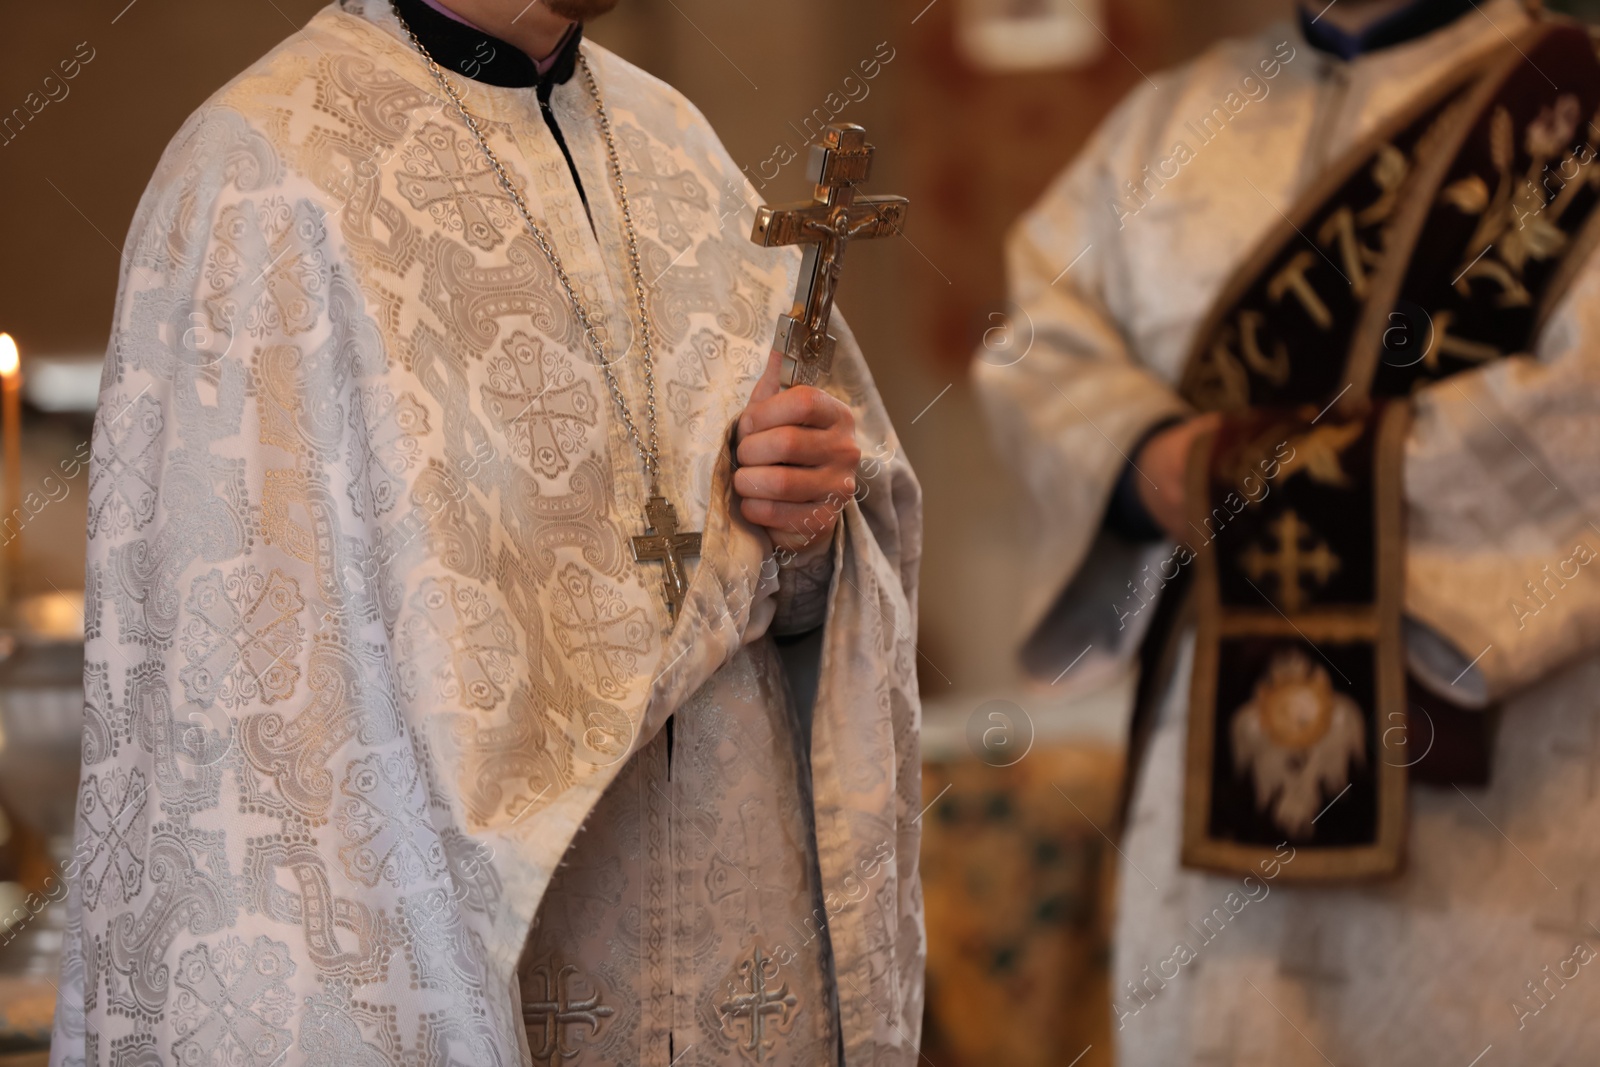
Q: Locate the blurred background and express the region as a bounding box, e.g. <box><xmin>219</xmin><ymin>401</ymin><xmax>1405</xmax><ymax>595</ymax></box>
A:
<box><xmin>2</xmin><ymin>0</ymin><xmax>1591</xmax><ymax>1064</ymax></box>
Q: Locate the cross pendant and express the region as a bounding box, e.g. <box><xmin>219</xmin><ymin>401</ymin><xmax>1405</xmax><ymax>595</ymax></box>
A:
<box><xmin>751</xmin><ymin>123</ymin><xmax>909</xmax><ymax>388</ymax></box>
<box><xmin>631</xmin><ymin>494</ymin><xmax>702</xmax><ymax>621</ymax></box>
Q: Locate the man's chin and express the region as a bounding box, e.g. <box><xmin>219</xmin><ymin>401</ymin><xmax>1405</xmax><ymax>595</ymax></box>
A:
<box><xmin>544</xmin><ymin>0</ymin><xmax>620</xmax><ymax>20</ymax></box>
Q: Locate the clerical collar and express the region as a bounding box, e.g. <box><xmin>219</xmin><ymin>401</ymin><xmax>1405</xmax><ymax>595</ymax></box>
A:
<box><xmin>1298</xmin><ymin>0</ymin><xmax>1476</xmax><ymax>60</ymax></box>
<box><xmin>389</xmin><ymin>0</ymin><xmax>582</xmax><ymax>88</ymax></box>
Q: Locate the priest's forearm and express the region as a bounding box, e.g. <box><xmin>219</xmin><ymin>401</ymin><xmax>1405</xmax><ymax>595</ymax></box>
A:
<box><xmin>1104</xmin><ymin>415</ymin><xmax>1187</xmax><ymax>543</ymax></box>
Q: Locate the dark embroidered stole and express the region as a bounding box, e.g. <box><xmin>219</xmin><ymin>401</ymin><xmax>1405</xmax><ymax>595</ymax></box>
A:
<box><xmin>1174</xmin><ymin>21</ymin><xmax>1600</xmax><ymax>880</ymax></box>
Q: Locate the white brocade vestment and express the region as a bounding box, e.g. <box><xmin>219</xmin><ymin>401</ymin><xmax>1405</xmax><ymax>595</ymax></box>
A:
<box><xmin>975</xmin><ymin>1</ymin><xmax>1600</xmax><ymax>1064</ymax></box>
<box><xmin>49</xmin><ymin>4</ymin><xmax>925</xmax><ymax>1065</ymax></box>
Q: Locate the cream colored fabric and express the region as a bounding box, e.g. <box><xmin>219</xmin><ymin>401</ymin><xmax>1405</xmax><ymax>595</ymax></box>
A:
<box><xmin>976</xmin><ymin>2</ymin><xmax>1600</xmax><ymax>1063</ymax></box>
<box><xmin>49</xmin><ymin>5</ymin><xmax>924</xmax><ymax>1065</ymax></box>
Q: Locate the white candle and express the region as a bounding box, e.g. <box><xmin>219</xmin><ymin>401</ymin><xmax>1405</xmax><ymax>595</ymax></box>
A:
<box><xmin>0</xmin><ymin>333</ymin><xmax>21</xmax><ymax>605</ymax></box>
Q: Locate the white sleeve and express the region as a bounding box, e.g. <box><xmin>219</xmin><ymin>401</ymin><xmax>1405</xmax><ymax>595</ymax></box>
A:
<box><xmin>972</xmin><ymin>88</ymin><xmax>1191</xmax><ymax>657</ymax></box>
<box><xmin>1402</xmin><ymin>252</ymin><xmax>1600</xmax><ymax>705</ymax></box>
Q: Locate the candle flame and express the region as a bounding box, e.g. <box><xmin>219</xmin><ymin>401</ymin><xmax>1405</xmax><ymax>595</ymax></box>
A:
<box><xmin>0</xmin><ymin>335</ymin><xmax>16</xmax><ymax>379</ymax></box>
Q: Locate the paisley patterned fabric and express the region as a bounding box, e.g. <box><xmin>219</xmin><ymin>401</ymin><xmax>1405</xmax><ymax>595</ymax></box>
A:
<box><xmin>50</xmin><ymin>4</ymin><xmax>924</xmax><ymax>1064</ymax></box>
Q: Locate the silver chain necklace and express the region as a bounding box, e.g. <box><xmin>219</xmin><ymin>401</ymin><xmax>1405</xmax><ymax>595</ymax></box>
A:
<box><xmin>391</xmin><ymin>5</ymin><xmax>703</xmax><ymax>619</ymax></box>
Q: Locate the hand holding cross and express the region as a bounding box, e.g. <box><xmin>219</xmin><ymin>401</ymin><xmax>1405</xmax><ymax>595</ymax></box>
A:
<box><xmin>730</xmin><ymin>124</ymin><xmax>903</xmax><ymax>556</ymax></box>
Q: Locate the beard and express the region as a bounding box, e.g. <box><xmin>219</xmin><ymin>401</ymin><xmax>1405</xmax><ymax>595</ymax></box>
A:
<box><xmin>543</xmin><ymin>0</ymin><xmax>620</xmax><ymax>19</ymax></box>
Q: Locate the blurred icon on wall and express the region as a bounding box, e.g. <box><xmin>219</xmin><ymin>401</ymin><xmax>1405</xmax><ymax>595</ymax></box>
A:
<box><xmin>956</xmin><ymin>0</ymin><xmax>1107</xmax><ymax>72</ymax></box>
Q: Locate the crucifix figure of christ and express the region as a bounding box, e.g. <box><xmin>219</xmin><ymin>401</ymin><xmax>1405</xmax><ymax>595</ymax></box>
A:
<box><xmin>751</xmin><ymin>123</ymin><xmax>910</xmax><ymax>387</ymax></box>
<box><xmin>631</xmin><ymin>493</ymin><xmax>702</xmax><ymax>620</ymax></box>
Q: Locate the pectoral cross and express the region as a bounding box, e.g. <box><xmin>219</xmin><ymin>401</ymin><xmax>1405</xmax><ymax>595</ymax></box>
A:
<box><xmin>751</xmin><ymin>123</ymin><xmax>909</xmax><ymax>387</ymax></box>
<box><xmin>631</xmin><ymin>494</ymin><xmax>701</xmax><ymax>621</ymax></box>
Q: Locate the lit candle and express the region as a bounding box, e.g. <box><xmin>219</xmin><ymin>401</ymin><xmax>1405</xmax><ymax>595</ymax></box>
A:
<box><xmin>0</xmin><ymin>334</ymin><xmax>20</xmax><ymax>604</ymax></box>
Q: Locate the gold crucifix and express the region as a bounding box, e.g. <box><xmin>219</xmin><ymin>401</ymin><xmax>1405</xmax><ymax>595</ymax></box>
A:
<box><xmin>1239</xmin><ymin>510</ymin><xmax>1340</xmax><ymax>614</ymax></box>
<box><xmin>751</xmin><ymin>123</ymin><xmax>909</xmax><ymax>387</ymax></box>
<box><xmin>631</xmin><ymin>494</ymin><xmax>702</xmax><ymax>620</ymax></box>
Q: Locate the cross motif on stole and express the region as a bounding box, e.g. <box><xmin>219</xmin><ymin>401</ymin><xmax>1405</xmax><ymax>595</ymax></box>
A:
<box><xmin>631</xmin><ymin>495</ymin><xmax>702</xmax><ymax>621</ymax></box>
<box><xmin>618</xmin><ymin>125</ymin><xmax>708</xmax><ymax>251</ymax></box>
<box><xmin>551</xmin><ymin>564</ymin><xmax>653</xmax><ymax>699</ymax></box>
<box><xmin>718</xmin><ymin>944</ymin><xmax>799</xmax><ymax>1062</ymax></box>
<box><xmin>395</xmin><ymin>123</ymin><xmax>509</xmax><ymax>251</ymax></box>
<box><xmin>412</xmin><ymin>576</ymin><xmax>516</xmax><ymax>711</ymax></box>
<box><xmin>1239</xmin><ymin>510</ymin><xmax>1340</xmax><ymax>613</ymax></box>
<box><xmin>172</xmin><ymin>939</ymin><xmax>294</xmax><ymax>1065</ymax></box>
<box><xmin>482</xmin><ymin>339</ymin><xmax>597</xmax><ymax>479</ymax></box>
<box><xmin>704</xmin><ymin>799</ymin><xmax>791</xmax><ymax>917</ymax></box>
<box><xmin>76</xmin><ymin>769</ymin><xmax>148</xmax><ymax>910</ymax></box>
<box><xmin>751</xmin><ymin>124</ymin><xmax>909</xmax><ymax>387</ymax></box>
<box><xmin>521</xmin><ymin>961</ymin><xmax>616</xmax><ymax>1062</ymax></box>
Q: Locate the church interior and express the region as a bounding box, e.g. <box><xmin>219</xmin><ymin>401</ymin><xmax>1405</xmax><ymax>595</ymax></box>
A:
<box><xmin>4</xmin><ymin>1</ymin><xmax>1598</xmax><ymax>1064</ymax></box>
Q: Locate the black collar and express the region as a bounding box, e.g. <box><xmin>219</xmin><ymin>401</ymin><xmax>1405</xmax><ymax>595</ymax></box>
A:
<box><xmin>390</xmin><ymin>0</ymin><xmax>582</xmax><ymax>89</ymax></box>
<box><xmin>1298</xmin><ymin>0</ymin><xmax>1476</xmax><ymax>60</ymax></box>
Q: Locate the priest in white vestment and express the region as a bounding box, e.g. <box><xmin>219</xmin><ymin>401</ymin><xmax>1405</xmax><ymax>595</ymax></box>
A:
<box><xmin>49</xmin><ymin>2</ymin><xmax>924</xmax><ymax>1064</ymax></box>
<box><xmin>975</xmin><ymin>0</ymin><xmax>1600</xmax><ymax>1063</ymax></box>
